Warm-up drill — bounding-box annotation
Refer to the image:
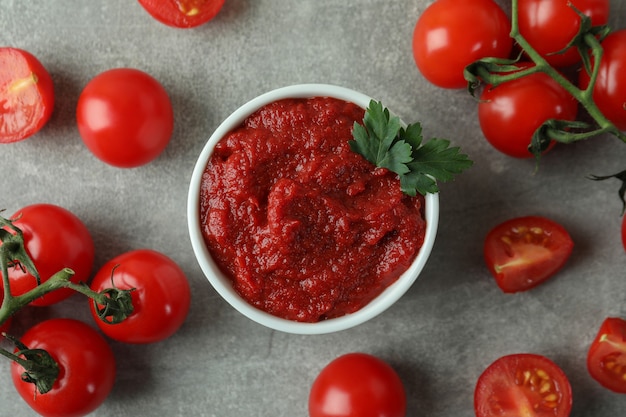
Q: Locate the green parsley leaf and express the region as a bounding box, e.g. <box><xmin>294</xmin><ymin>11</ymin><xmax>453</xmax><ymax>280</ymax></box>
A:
<box><xmin>349</xmin><ymin>100</ymin><xmax>473</xmax><ymax>196</ymax></box>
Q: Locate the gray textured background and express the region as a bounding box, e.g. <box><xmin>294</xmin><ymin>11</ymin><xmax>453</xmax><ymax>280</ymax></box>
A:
<box><xmin>1</xmin><ymin>0</ymin><xmax>626</xmax><ymax>416</ymax></box>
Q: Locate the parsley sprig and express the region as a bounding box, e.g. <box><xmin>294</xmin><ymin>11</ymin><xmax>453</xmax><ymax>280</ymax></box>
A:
<box><xmin>349</xmin><ymin>100</ymin><xmax>473</xmax><ymax>196</ymax></box>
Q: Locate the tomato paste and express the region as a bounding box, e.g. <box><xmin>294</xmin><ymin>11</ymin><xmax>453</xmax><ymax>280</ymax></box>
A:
<box><xmin>199</xmin><ymin>97</ymin><xmax>426</xmax><ymax>322</ymax></box>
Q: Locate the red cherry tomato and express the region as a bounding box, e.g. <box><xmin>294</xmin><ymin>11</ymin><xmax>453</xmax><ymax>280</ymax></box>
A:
<box><xmin>0</xmin><ymin>47</ymin><xmax>54</xmax><ymax>143</ymax></box>
<box><xmin>484</xmin><ymin>216</ymin><xmax>574</xmax><ymax>293</ymax></box>
<box><xmin>0</xmin><ymin>291</ymin><xmax>11</xmax><ymax>334</ymax></box>
<box><xmin>478</xmin><ymin>68</ymin><xmax>578</xmax><ymax>158</ymax></box>
<box><xmin>11</xmin><ymin>318</ymin><xmax>116</xmax><ymax>417</ymax></box>
<box><xmin>89</xmin><ymin>249</ymin><xmax>191</xmax><ymax>344</ymax></box>
<box><xmin>76</xmin><ymin>68</ymin><xmax>174</xmax><ymax>168</ymax></box>
<box><xmin>412</xmin><ymin>0</ymin><xmax>512</xmax><ymax>89</ymax></box>
<box><xmin>579</xmin><ymin>29</ymin><xmax>626</xmax><ymax>131</ymax></box>
<box><xmin>309</xmin><ymin>352</ymin><xmax>406</xmax><ymax>417</ymax></box>
<box><xmin>622</xmin><ymin>215</ymin><xmax>626</xmax><ymax>252</ymax></box>
<box><xmin>3</xmin><ymin>204</ymin><xmax>94</xmax><ymax>306</ymax></box>
<box><xmin>138</xmin><ymin>0</ymin><xmax>225</xmax><ymax>28</ymax></box>
<box><xmin>587</xmin><ymin>317</ymin><xmax>626</xmax><ymax>393</ymax></box>
<box><xmin>518</xmin><ymin>0</ymin><xmax>610</xmax><ymax>68</ymax></box>
<box><xmin>474</xmin><ymin>353</ymin><xmax>572</xmax><ymax>417</ymax></box>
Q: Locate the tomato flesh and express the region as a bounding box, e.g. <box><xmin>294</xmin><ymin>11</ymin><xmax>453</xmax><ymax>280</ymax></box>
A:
<box><xmin>484</xmin><ymin>216</ymin><xmax>574</xmax><ymax>293</ymax></box>
<box><xmin>412</xmin><ymin>0</ymin><xmax>512</xmax><ymax>89</ymax></box>
<box><xmin>309</xmin><ymin>352</ymin><xmax>406</xmax><ymax>417</ymax></box>
<box><xmin>138</xmin><ymin>0</ymin><xmax>225</xmax><ymax>28</ymax></box>
<box><xmin>475</xmin><ymin>353</ymin><xmax>572</xmax><ymax>417</ymax></box>
<box><xmin>0</xmin><ymin>47</ymin><xmax>54</xmax><ymax>143</ymax></box>
<box><xmin>587</xmin><ymin>317</ymin><xmax>626</xmax><ymax>393</ymax></box>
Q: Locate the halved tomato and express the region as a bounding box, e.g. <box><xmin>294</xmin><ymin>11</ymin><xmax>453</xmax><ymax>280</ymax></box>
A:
<box><xmin>475</xmin><ymin>353</ymin><xmax>573</xmax><ymax>417</ymax></box>
<box><xmin>484</xmin><ymin>216</ymin><xmax>574</xmax><ymax>293</ymax></box>
<box><xmin>138</xmin><ymin>0</ymin><xmax>225</xmax><ymax>28</ymax></box>
<box><xmin>587</xmin><ymin>317</ymin><xmax>626</xmax><ymax>393</ymax></box>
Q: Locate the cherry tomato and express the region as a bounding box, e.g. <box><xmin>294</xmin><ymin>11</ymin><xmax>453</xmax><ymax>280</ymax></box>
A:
<box><xmin>579</xmin><ymin>29</ymin><xmax>626</xmax><ymax>131</ymax></box>
<box><xmin>518</xmin><ymin>0</ymin><xmax>610</xmax><ymax>68</ymax></box>
<box><xmin>412</xmin><ymin>0</ymin><xmax>512</xmax><ymax>89</ymax></box>
<box><xmin>0</xmin><ymin>47</ymin><xmax>54</xmax><ymax>143</ymax></box>
<box><xmin>622</xmin><ymin>215</ymin><xmax>626</xmax><ymax>252</ymax></box>
<box><xmin>89</xmin><ymin>249</ymin><xmax>191</xmax><ymax>344</ymax></box>
<box><xmin>478</xmin><ymin>68</ymin><xmax>578</xmax><ymax>158</ymax></box>
<box><xmin>3</xmin><ymin>204</ymin><xmax>94</xmax><ymax>306</ymax></box>
<box><xmin>0</xmin><ymin>292</ymin><xmax>11</xmax><ymax>334</ymax></box>
<box><xmin>138</xmin><ymin>0</ymin><xmax>225</xmax><ymax>28</ymax></box>
<box><xmin>484</xmin><ymin>216</ymin><xmax>574</xmax><ymax>293</ymax></box>
<box><xmin>11</xmin><ymin>318</ymin><xmax>116</xmax><ymax>417</ymax></box>
<box><xmin>587</xmin><ymin>317</ymin><xmax>626</xmax><ymax>393</ymax></box>
<box><xmin>76</xmin><ymin>68</ymin><xmax>174</xmax><ymax>168</ymax></box>
<box><xmin>309</xmin><ymin>352</ymin><xmax>406</xmax><ymax>417</ymax></box>
<box><xmin>474</xmin><ymin>353</ymin><xmax>572</xmax><ymax>417</ymax></box>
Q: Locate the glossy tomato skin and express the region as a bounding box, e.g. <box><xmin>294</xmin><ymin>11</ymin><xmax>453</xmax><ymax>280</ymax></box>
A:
<box><xmin>0</xmin><ymin>47</ymin><xmax>54</xmax><ymax>143</ymax></box>
<box><xmin>484</xmin><ymin>216</ymin><xmax>574</xmax><ymax>293</ymax></box>
<box><xmin>89</xmin><ymin>249</ymin><xmax>191</xmax><ymax>344</ymax></box>
<box><xmin>579</xmin><ymin>29</ymin><xmax>626</xmax><ymax>131</ymax></box>
<box><xmin>309</xmin><ymin>352</ymin><xmax>406</xmax><ymax>417</ymax></box>
<box><xmin>518</xmin><ymin>0</ymin><xmax>610</xmax><ymax>68</ymax></box>
<box><xmin>412</xmin><ymin>0</ymin><xmax>512</xmax><ymax>89</ymax></box>
<box><xmin>587</xmin><ymin>317</ymin><xmax>626</xmax><ymax>393</ymax></box>
<box><xmin>479</xmin><ymin>69</ymin><xmax>578</xmax><ymax>158</ymax></box>
<box><xmin>4</xmin><ymin>204</ymin><xmax>95</xmax><ymax>306</ymax></box>
<box><xmin>11</xmin><ymin>318</ymin><xmax>116</xmax><ymax>417</ymax></box>
<box><xmin>138</xmin><ymin>0</ymin><xmax>225</xmax><ymax>28</ymax></box>
<box><xmin>76</xmin><ymin>68</ymin><xmax>174</xmax><ymax>168</ymax></box>
<box><xmin>475</xmin><ymin>353</ymin><xmax>572</xmax><ymax>417</ymax></box>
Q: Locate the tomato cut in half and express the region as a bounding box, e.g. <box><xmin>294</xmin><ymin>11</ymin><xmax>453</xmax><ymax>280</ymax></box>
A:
<box><xmin>0</xmin><ymin>47</ymin><xmax>54</xmax><ymax>143</ymax></box>
<box><xmin>484</xmin><ymin>216</ymin><xmax>574</xmax><ymax>293</ymax></box>
<box><xmin>138</xmin><ymin>0</ymin><xmax>225</xmax><ymax>28</ymax></box>
<box><xmin>587</xmin><ymin>317</ymin><xmax>626</xmax><ymax>393</ymax></box>
<box><xmin>475</xmin><ymin>353</ymin><xmax>573</xmax><ymax>417</ymax></box>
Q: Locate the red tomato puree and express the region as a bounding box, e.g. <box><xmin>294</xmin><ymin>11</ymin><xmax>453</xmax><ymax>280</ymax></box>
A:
<box><xmin>199</xmin><ymin>97</ymin><xmax>426</xmax><ymax>322</ymax></box>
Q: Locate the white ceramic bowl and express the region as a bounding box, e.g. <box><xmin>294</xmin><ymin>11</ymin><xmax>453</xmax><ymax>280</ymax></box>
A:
<box><xmin>187</xmin><ymin>84</ymin><xmax>439</xmax><ymax>335</ymax></box>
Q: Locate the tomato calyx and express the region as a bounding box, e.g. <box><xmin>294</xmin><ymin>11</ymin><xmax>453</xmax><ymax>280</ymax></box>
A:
<box><xmin>465</xmin><ymin>0</ymin><xmax>626</xmax><ymax>160</ymax></box>
<box><xmin>0</xmin><ymin>333</ymin><xmax>59</xmax><ymax>394</ymax></box>
<box><xmin>588</xmin><ymin>169</ymin><xmax>626</xmax><ymax>215</ymax></box>
<box><xmin>91</xmin><ymin>265</ymin><xmax>136</xmax><ymax>325</ymax></box>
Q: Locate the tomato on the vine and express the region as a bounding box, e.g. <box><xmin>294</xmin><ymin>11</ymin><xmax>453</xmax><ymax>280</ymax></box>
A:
<box><xmin>0</xmin><ymin>292</ymin><xmax>11</xmax><ymax>334</ymax></box>
<box><xmin>587</xmin><ymin>317</ymin><xmax>626</xmax><ymax>393</ymax></box>
<box><xmin>76</xmin><ymin>68</ymin><xmax>174</xmax><ymax>168</ymax></box>
<box><xmin>138</xmin><ymin>0</ymin><xmax>225</xmax><ymax>28</ymax></box>
<box><xmin>89</xmin><ymin>249</ymin><xmax>191</xmax><ymax>344</ymax></box>
<box><xmin>478</xmin><ymin>67</ymin><xmax>578</xmax><ymax>158</ymax></box>
<box><xmin>518</xmin><ymin>0</ymin><xmax>610</xmax><ymax>68</ymax></box>
<box><xmin>579</xmin><ymin>29</ymin><xmax>626</xmax><ymax>131</ymax></box>
<box><xmin>412</xmin><ymin>0</ymin><xmax>512</xmax><ymax>89</ymax></box>
<box><xmin>2</xmin><ymin>204</ymin><xmax>94</xmax><ymax>306</ymax></box>
<box><xmin>622</xmin><ymin>215</ymin><xmax>626</xmax><ymax>252</ymax></box>
<box><xmin>11</xmin><ymin>318</ymin><xmax>116</xmax><ymax>417</ymax></box>
<box><xmin>484</xmin><ymin>216</ymin><xmax>574</xmax><ymax>293</ymax></box>
<box><xmin>474</xmin><ymin>353</ymin><xmax>572</xmax><ymax>417</ymax></box>
<box><xmin>309</xmin><ymin>352</ymin><xmax>406</xmax><ymax>417</ymax></box>
<box><xmin>0</xmin><ymin>47</ymin><xmax>54</xmax><ymax>143</ymax></box>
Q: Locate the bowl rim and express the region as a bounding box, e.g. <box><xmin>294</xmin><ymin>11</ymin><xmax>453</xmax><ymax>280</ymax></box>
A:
<box><xmin>187</xmin><ymin>83</ymin><xmax>439</xmax><ymax>335</ymax></box>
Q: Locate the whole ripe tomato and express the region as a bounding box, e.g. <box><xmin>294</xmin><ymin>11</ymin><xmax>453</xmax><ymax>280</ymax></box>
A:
<box><xmin>76</xmin><ymin>68</ymin><xmax>174</xmax><ymax>168</ymax></box>
<box><xmin>138</xmin><ymin>0</ymin><xmax>225</xmax><ymax>28</ymax></box>
<box><xmin>89</xmin><ymin>249</ymin><xmax>191</xmax><ymax>344</ymax></box>
<box><xmin>11</xmin><ymin>318</ymin><xmax>116</xmax><ymax>417</ymax></box>
<box><xmin>412</xmin><ymin>0</ymin><xmax>512</xmax><ymax>89</ymax></box>
<box><xmin>478</xmin><ymin>67</ymin><xmax>578</xmax><ymax>158</ymax></box>
<box><xmin>0</xmin><ymin>292</ymin><xmax>12</xmax><ymax>334</ymax></box>
<box><xmin>0</xmin><ymin>47</ymin><xmax>54</xmax><ymax>143</ymax></box>
<box><xmin>474</xmin><ymin>353</ymin><xmax>572</xmax><ymax>417</ymax></box>
<box><xmin>587</xmin><ymin>317</ymin><xmax>626</xmax><ymax>393</ymax></box>
<box><xmin>3</xmin><ymin>204</ymin><xmax>94</xmax><ymax>306</ymax></box>
<box><xmin>484</xmin><ymin>216</ymin><xmax>574</xmax><ymax>293</ymax></box>
<box><xmin>309</xmin><ymin>352</ymin><xmax>406</xmax><ymax>417</ymax></box>
<box><xmin>622</xmin><ymin>215</ymin><xmax>626</xmax><ymax>252</ymax></box>
<box><xmin>579</xmin><ymin>29</ymin><xmax>626</xmax><ymax>131</ymax></box>
<box><xmin>518</xmin><ymin>0</ymin><xmax>610</xmax><ymax>68</ymax></box>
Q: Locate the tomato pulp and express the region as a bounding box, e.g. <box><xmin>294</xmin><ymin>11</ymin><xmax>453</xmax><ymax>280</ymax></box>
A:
<box><xmin>587</xmin><ymin>317</ymin><xmax>626</xmax><ymax>393</ymax></box>
<box><xmin>0</xmin><ymin>47</ymin><xmax>54</xmax><ymax>143</ymax></box>
<box><xmin>138</xmin><ymin>0</ymin><xmax>225</xmax><ymax>28</ymax></box>
<box><xmin>200</xmin><ymin>97</ymin><xmax>426</xmax><ymax>322</ymax></box>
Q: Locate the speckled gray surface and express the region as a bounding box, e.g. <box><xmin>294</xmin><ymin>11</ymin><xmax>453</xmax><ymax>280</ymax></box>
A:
<box><xmin>1</xmin><ymin>0</ymin><xmax>626</xmax><ymax>416</ymax></box>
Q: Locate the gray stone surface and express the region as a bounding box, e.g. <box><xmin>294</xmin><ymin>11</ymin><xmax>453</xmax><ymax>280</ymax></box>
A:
<box><xmin>1</xmin><ymin>0</ymin><xmax>626</xmax><ymax>416</ymax></box>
